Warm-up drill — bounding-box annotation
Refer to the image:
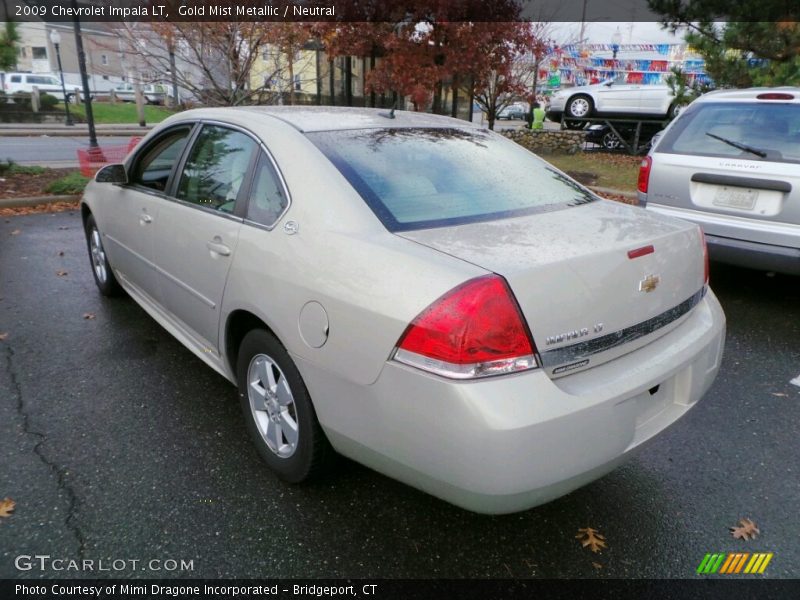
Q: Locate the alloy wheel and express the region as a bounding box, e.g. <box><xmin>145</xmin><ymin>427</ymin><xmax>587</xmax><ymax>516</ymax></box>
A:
<box><xmin>247</xmin><ymin>354</ymin><xmax>299</xmax><ymax>458</ymax></box>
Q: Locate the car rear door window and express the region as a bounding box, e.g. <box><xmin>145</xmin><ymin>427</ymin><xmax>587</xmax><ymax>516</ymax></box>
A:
<box><xmin>130</xmin><ymin>126</ymin><xmax>193</xmax><ymax>192</ymax></box>
<box><xmin>245</xmin><ymin>153</ymin><xmax>288</xmax><ymax>227</ymax></box>
<box><xmin>176</xmin><ymin>125</ymin><xmax>258</xmax><ymax>214</ymax></box>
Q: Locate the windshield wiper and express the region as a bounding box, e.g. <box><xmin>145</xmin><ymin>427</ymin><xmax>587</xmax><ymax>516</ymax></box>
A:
<box><xmin>705</xmin><ymin>132</ymin><xmax>767</xmax><ymax>158</ymax></box>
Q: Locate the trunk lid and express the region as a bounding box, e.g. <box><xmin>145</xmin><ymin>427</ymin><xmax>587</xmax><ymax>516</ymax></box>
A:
<box><xmin>398</xmin><ymin>201</ymin><xmax>706</xmax><ymax>378</ymax></box>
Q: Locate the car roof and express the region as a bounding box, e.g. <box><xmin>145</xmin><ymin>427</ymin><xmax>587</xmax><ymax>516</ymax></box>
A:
<box><xmin>173</xmin><ymin>106</ymin><xmax>480</xmax><ymax>133</ymax></box>
<box><xmin>696</xmin><ymin>87</ymin><xmax>800</xmax><ymax>103</ymax></box>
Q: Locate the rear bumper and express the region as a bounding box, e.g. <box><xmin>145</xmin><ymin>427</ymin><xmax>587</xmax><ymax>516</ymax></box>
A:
<box><xmin>295</xmin><ymin>292</ymin><xmax>726</xmax><ymax>514</ymax></box>
<box><xmin>645</xmin><ymin>203</ymin><xmax>800</xmax><ymax>275</ymax></box>
<box><xmin>706</xmin><ymin>234</ymin><xmax>800</xmax><ymax>275</ymax></box>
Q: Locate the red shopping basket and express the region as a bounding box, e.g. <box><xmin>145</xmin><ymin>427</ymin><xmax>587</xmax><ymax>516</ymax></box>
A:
<box><xmin>77</xmin><ymin>137</ymin><xmax>142</xmax><ymax>178</ymax></box>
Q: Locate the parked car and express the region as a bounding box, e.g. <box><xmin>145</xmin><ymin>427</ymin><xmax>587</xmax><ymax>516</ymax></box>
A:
<box><xmin>81</xmin><ymin>107</ymin><xmax>725</xmax><ymax>514</ymax></box>
<box><xmin>2</xmin><ymin>72</ymin><xmax>65</xmax><ymax>101</ymax></box>
<box><xmin>112</xmin><ymin>83</ymin><xmax>167</xmax><ymax>104</ymax></box>
<box><xmin>548</xmin><ymin>76</ymin><xmax>681</xmax><ymax>127</ymax></box>
<box><xmin>640</xmin><ymin>87</ymin><xmax>800</xmax><ymax>276</ymax></box>
<box><xmin>498</xmin><ymin>103</ymin><xmax>526</xmax><ymax>120</ymax></box>
<box><xmin>585</xmin><ymin>121</ymin><xmax>664</xmax><ymax>151</ymax></box>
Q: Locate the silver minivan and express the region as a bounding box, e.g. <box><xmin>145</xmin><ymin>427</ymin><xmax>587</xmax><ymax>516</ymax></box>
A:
<box><xmin>639</xmin><ymin>88</ymin><xmax>800</xmax><ymax>275</ymax></box>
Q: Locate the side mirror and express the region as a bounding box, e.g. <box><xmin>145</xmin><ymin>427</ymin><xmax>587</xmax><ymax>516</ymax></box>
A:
<box><xmin>95</xmin><ymin>163</ymin><xmax>128</xmax><ymax>185</ymax></box>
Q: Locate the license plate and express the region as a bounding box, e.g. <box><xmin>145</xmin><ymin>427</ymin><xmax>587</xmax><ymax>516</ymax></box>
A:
<box><xmin>712</xmin><ymin>186</ymin><xmax>758</xmax><ymax>210</ymax></box>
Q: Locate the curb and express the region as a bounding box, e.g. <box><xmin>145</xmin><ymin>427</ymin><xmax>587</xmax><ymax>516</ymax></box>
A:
<box><xmin>0</xmin><ymin>195</ymin><xmax>80</xmax><ymax>208</ymax></box>
<box><xmin>0</xmin><ymin>130</ymin><xmax>150</xmax><ymax>137</ymax></box>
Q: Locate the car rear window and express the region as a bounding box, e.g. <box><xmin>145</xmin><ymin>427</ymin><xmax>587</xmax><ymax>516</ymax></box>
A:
<box><xmin>306</xmin><ymin>128</ymin><xmax>595</xmax><ymax>232</ymax></box>
<box><xmin>658</xmin><ymin>101</ymin><xmax>800</xmax><ymax>164</ymax></box>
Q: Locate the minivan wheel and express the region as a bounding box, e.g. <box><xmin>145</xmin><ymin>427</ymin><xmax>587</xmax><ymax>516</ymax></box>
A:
<box><xmin>237</xmin><ymin>329</ymin><xmax>332</xmax><ymax>483</ymax></box>
<box><xmin>84</xmin><ymin>214</ymin><xmax>122</xmax><ymax>296</ymax></box>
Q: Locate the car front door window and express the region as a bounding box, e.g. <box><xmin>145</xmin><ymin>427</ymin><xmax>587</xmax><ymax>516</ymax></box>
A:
<box><xmin>130</xmin><ymin>127</ymin><xmax>192</xmax><ymax>192</ymax></box>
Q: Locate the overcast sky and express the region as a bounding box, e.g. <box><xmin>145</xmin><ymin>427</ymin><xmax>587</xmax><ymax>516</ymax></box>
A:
<box><xmin>552</xmin><ymin>22</ymin><xmax>687</xmax><ymax>45</ymax></box>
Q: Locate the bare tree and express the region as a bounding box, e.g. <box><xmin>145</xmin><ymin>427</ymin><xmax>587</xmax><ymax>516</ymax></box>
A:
<box><xmin>114</xmin><ymin>22</ymin><xmax>301</xmax><ymax>106</ymax></box>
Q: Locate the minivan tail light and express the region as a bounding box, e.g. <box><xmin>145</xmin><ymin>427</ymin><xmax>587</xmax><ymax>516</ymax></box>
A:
<box><xmin>393</xmin><ymin>275</ymin><xmax>539</xmax><ymax>379</ymax></box>
<box><xmin>637</xmin><ymin>156</ymin><xmax>652</xmax><ymax>194</ymax></box>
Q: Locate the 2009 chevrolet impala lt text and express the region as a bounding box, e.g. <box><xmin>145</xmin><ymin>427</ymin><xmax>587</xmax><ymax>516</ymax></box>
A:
<box><xmin>81</xmin><ymin>107</ymin><xmax>726</xmax><ymax>514</ymax></box>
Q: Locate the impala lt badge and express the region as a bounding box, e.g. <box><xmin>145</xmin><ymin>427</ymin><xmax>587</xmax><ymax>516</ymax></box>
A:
<box><xmin>639</xmin><ymin>274</ymin><xmax>661</xmax><ymax>293</ymax></box>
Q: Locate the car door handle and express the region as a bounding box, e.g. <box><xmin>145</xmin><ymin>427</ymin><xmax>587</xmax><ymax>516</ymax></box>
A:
<box><xmin>139</xmin><ymin>214</ymin><xmax>152</xmax><ymax>225</ymax></box>
<box><xmin>206</xmin><ymin>240</ymin><xmax>231</xmax><ymax>256</ymax></box>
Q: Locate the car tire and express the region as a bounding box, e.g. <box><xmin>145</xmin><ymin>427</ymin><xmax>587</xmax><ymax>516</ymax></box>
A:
<box><xmin>237</xmin><ymin>329</ymin><xmax>333</xmax><ymax>484</ymax></box>
<box><xmin>565</xmin><ymin>95</ymin><xmax>594</xmax><ymax>119</ymax></box>
<box><xmin>564</xmin><ymin>120</ymin><xmax>588</xmax><ymax>130</ymax></box>
<box><xmin>84</xmin><ymin>213</ymin><xmax>123</xmax><ymax>296</ymax></box>
<box><xmin>602</xmin><ymin>131</ymin><xmax>623</xmax><ymax>150</ymax></box>
<box><xmin>668</xmin><ymin>103</ymin><xmax>684</xmax><ymax>119</ymax></box>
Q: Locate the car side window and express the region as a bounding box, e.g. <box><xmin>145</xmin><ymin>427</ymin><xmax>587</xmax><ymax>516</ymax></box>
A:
<box><xmin>245</xmin><ymin>153</ymin><xmax>288</xmax><ymax>227</ymax></box>
<box><xmin>10</xmin><ymin>75</ymin><xmax>21</xmax><ymax>83</ymax></box>
<box><xmin>130</xmin><ymin>127</ymin><xmax>192</xmax><ymax>192</ymax></box>
<box><xmin>176</xmin><ymin>125</ymin><xmax>258</xmax><ymax>214</ymax></box>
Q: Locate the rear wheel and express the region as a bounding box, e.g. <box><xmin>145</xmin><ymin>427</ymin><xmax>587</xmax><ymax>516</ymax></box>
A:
<box><xmin>668</xmin><ymin>103</ymin><xmax>684</xmax><ymax>119</ymax></box>
<box><xmin>84</xmin><ymin>213</ymin><xmax>122</xmax><ymax>296</ymax></box>
<box><xmin>602</xmin><ymin>131</ymin><xmax>623</xmax><ymax>150</ymax></box>
<box><xmin>237</xmin><ymin>329</ymin><xmax>332</xmax><ymax>483</ymax></box>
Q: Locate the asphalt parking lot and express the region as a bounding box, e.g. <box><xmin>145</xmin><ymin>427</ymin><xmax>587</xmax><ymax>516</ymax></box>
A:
<box><xmin>1</xmin><ymin>210</ymin><xmax>798</xmax><ymax>579</ymax></box>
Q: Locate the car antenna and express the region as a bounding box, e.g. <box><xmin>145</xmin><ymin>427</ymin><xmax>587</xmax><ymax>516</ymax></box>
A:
<box><xmin>381</xmin><ymin>100</ymin><xmax>398</xmax><ymax>119</ymax></box>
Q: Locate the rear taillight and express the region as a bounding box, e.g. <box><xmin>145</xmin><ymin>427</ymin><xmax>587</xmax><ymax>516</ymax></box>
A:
<box><xmin>637</xmin><ymin>156</ymin><xmax>652</xmax><ymax>194</ymax></box>
<box><xmin>393</xmin><ymin>274</ymin><xmax>539</xmax><ymax>379</ymax></box>
<box><xmin>700</xmin><ymin>229</ymin><xmax>709</xmax><ymax>288</ymax></box>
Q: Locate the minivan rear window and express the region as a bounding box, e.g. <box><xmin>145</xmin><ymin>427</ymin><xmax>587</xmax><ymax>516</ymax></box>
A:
<box><xmin>307</xmin><ymin>128</ymin><xmax>594</xmax><ymax>232</ymax></box>
<box><xmin>659</xmin><ymin>102</ymin><xmax>800</xmax><ymax>164</ymax></box>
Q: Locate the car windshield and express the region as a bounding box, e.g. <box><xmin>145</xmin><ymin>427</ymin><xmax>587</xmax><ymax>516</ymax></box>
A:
<box><xmin>659</xmin><ymin>101</ymin><xmax>800</xmax><ymax>164</ymax></box>
<box><xmin>306</xmin><ymin>127</ymin><xmax>595</xmax><ymax>232</ymax></box>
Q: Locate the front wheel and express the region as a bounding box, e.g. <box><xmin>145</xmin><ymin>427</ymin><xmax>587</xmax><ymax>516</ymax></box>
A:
<box><xmin>565</xmin><ymin>95</ymin><xmax>594</xmax><ymax>119</ymax></box>
<box><xmin>237</xmin><ymin>329</ymin><xmax>332</xmax><ymax>483</ymax></box>
<box><xmin>84</xmin><ymin>213</ymin><xmax>122</xmax><ymax>296</ymax></box>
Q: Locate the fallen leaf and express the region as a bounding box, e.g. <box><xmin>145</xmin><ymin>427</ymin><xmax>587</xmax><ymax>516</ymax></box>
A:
<box><xmin>10</xmin><ymin>229</ymin><xmax>20</xmax><ymax>235</ymax></box>
<box><xmin>730</xmin><ymin>518</ymin><xmax>760</xmax><ymax>540</ymax></box>
<box><xmin>0</xmin><ymin>497</ymin><xmax>15</xmax><ymax>519</ymax></box>
<box><xmin>0</xmin><ymin>332</ymin><xmax>8</xmax><ymax>341</ymax></box>
<box><xmin>56</xmin><ymin>270</ymin><xmax>68</xmax><ymax>277</ymax></box>
<box><xmin>83</xmin><ymin>313</ymin><xmax>96</xmax><ymax>320</ymax></box>
<box><xmin>576</xmin><ymin>527</ymin><xmax>607</xmax><ymax>553</ymax></box>
<box><xmin>592</xmin><ymin>562</ymin><xmax>603</xmax><ymax>570</ymax></box>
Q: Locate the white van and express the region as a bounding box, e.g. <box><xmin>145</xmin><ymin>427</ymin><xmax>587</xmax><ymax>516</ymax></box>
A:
<box><xmin>2</xmin><ymin>72</ymin><xmax>65</xmax><ymax>100</ymax></box>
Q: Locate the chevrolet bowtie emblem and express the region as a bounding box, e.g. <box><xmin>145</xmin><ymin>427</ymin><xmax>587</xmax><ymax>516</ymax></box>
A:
<box><xmin>639</xmin><ymin>274</ymin><xmax>660</xmax><ymax>293</ymax></box>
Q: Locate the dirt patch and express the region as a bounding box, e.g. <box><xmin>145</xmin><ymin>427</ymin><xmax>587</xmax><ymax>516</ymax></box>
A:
<box><xmin>1</xmin><ymin>200</ymin><xmax>80</xmax><ymax>218</ymax></box>
<box><xmin>566</xmin><ymin>170</ymin><xmax>599</xmax><ymax>186</ymax></box>
<box><xmin>0</xmin><ymin>168</ymin><xmax>77</xmax><ymax>199</ymax></box>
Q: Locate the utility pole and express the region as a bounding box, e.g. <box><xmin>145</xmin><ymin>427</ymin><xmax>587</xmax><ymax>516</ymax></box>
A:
<box><xmin>71</xmin><ymin>0</ymin><xmax>98</xmax><ymax>149</ymax></box>
<box><xmin>169</xmin><ymin>44</ymin><xmax>179</xmax><ymax>107</ymax></box>
<box><xmin>578</xmin><ymin>0</ymin><xmax>589</xmax><ymax>47</ymax></box>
